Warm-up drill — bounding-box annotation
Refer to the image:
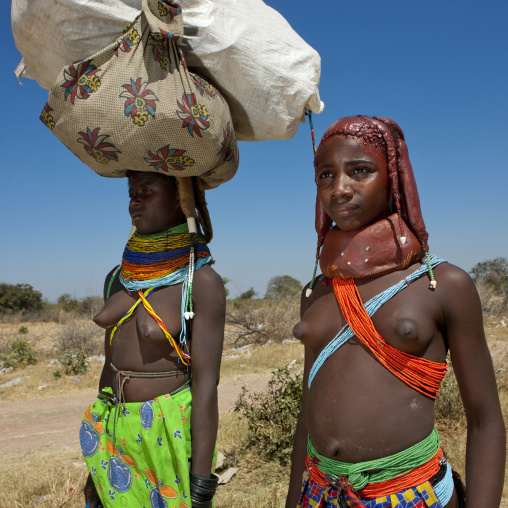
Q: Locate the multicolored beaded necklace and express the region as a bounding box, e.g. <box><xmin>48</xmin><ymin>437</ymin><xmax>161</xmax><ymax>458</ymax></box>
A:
<box><xmin>110</xmin><ymin>222</ymin><xmax>212</xmax><ymax>365</ymax></box>
<box><xmin>120</xmin><ymin>222</ymin><xmax>211</xmax><ymax>290</ymax></box>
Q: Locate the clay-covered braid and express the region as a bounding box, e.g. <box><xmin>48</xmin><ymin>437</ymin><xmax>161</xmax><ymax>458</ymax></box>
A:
<box><xmin>176</xmin><ymin>177</ymin><xmax>213</xmax><ymax>244</ymax></box>
<box><xmin>313</xmin><ymin>115</ymin><xmax>429</xmax><ymax>252</ymax></box>
<box><xmin>194</xmin><ymin>178</ymin><xmax>213</xmax><ymax>244</ymax></box>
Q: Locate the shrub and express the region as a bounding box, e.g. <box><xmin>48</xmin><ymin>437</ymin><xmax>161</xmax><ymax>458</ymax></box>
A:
<box><xmin>265</xmin><ymin>275</ymin><xmax>302</xmax><ymax>299</ymax></box>
<box><xmin>52</xmin><ymin>294</ymin><xmax>104</xmax><ymax>318</ymax></box>
<box><xmin>18</xmin><ymin>326</ymin><xmax>28</xmax><ymax>335</ymax></box>
<box><xmin>234</xmin><ymin>365</ymin><xmax>302</xmax><ymax>465</ymax></box>
<box><xmin>56</xmin><ymin>293</ymin><xmax>80</xmax><ymax>312</ymax></box>
<box><xmin>78</xmin><ymin>296</ymin><xmax>104</xmax><ymax>317</ymax></box>
<box><xmin>0</xmin><ymin>283</ymin><xmax>43</xmax><ymax>313</ymax></box>
<box><xmin>226</xmin><ymin>297</ymin><xmax>299</xmax><ymax>346</ymax></box>
<box><xmin>476</xmin><ymin>282</ymin><xmax>507</xmax><ymax>316</ymax></box>
<box><xmin>0</xmin><ymin>338</ymin><xmax>38</xmax><ymax>369</ymax></box>
<box><xmin>56</xmin><ymin>319</ymin><xmax>103</xmax><ymax>356</ymax></box>
<box><xmin>56</xmin><ymin>349</ymin><xmax>90</xmax><ymax>376</ymax></box>
<box><xmin>470</xmin><ymin>257</ymin><xmax>508</xmax><ymax>295</ymax></box>
<box><xmin>239</xmin><ymin>287</ymin><xmax>256</xmax><ymax>300</ymax></box>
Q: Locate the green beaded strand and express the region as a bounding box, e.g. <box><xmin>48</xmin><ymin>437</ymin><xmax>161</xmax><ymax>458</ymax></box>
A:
<box><xmin>306</xmin><ymin>258</ymin><xmax>319</xmax><ymax>297</ymax></box>
<box><xmin>426</xmin><ymin>253</ymin><xmax>437</xmax><ymax>289</ymax></box>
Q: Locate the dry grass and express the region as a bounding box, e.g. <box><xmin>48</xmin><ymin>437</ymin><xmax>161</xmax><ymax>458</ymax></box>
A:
<box><xmin>0</xmin><ymin>449</ymin><xmax>88</xmax><ymax>508</ymax></box>
<box><xmin>216</xmin><ymin>411</ymin><xmax>288</xmax><ymax>507</ymax></box>
<box><xmin>0</xmin><ymin>360</ymin><xmax>103</xmax><ymax>401</ymax></box>
<box><xmin>224</xmin><ymin>297</ymin><xmax>300</xmax><ymax>347</ymax></box>
<box><xmin>221</xmin><ymin>340</ymin><xmax>303</xmax><ymax>380</ymax></box>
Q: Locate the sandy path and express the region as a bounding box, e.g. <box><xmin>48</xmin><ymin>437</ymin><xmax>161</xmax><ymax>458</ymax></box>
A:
<box><xmin>0</xmin><ymin>375</ymin><xmax>268</xmax><ymax>458</ymax></box>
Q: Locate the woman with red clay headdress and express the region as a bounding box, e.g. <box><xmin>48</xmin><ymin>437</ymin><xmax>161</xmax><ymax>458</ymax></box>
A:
<box><xmin>286</xmin><ymin>116</ymin><xmax>505</xmax><ymax>508</ymax></box>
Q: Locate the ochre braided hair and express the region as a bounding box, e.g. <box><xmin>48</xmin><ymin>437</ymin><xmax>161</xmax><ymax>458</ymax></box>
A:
<box><xmin>313</xmin><ymin>116</ymin><xmax>428</xmax><ymax>258</ymax></box>
<box><xmin>176</xmin><ymin>176</ymin><xmax>213</xmax><ymax>243</ymax></box>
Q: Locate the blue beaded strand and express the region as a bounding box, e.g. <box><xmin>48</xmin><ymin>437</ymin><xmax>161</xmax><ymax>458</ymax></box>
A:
<box><xmin>120</xmin><ymin>255</ymin><xmax>211</xmax><ymax>291</ymax></box>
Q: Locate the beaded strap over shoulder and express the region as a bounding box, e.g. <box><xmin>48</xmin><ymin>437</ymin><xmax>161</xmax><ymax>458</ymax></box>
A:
<box><xmin>308</xmin><ymin>254</ymin><xmax>446</xmax><ymax>389</ymax></box>
<box><xmin>106</xmin><ymin>265</ymin><xmax>121</xmax><ymax>300</ymax></box>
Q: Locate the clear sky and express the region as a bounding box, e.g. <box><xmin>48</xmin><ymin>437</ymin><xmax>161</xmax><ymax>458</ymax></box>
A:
<box><xmin>2</xmin><ymin>0</ymin><xmax>507</xmax><ymax>301</ymax></box>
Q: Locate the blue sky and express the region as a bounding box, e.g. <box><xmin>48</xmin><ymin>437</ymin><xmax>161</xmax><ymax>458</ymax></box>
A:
<box><xmin>2</xmin><ymin>0</ymin><xmax>507</xmax><ymax>301</ymax></box>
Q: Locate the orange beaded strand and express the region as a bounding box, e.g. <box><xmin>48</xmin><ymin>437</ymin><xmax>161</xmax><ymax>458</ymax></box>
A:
<box><xmin>334</xmin><ymin>278</ymin><xmax>447</xmax><ymax>399</ymax></box>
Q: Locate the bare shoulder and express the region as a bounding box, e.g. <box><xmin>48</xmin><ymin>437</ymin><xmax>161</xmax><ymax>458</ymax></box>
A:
<box><xmin>433</xmin><ymin>262</ymin><xmax>478</xmax><ymax>297</ymax></box>
<box><xmin>192</xmin><ymin>264</ymin><xmax>226</xmax><ymax>303</ymax></box>
<box><xmin>300</xmin><ymin>275</ymin><xmax>329</xmax><ymax>317</ymax></box>
<box><xmin>433</xmin><ymin>261</ymin><xmax>481</xmax><ymax>316</ymax></box>
<box><xmin>103</xmin><ymin>265</ymin><xmax>122</xmax><ymax>300</ymax></box>
<box><xmin>300</xmin><ymin>281</ymin><xmax>312</xmax><ymax>316</ymax></box>
<box><xmin>434</xmin><ymin>261</ymin><xmax>474</xmax><ymax>288</ymax></box>
<box><xmin>193</xmin><ymin>264</ymin><xmax>224</xmax><ymax>288</ymax></box>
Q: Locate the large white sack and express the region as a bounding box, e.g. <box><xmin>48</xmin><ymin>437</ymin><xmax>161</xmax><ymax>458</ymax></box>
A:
<box><xmin>12</xmin><ymin>0</ymin><xmax>324</xmax><ymax>141</ymax></box>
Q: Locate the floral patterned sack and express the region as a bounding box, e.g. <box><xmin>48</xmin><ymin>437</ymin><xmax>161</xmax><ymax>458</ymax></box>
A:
<box><xmin>39</xmin><ymin>0</ymin><xmax>239</xmax><ymax>189</ymax></box>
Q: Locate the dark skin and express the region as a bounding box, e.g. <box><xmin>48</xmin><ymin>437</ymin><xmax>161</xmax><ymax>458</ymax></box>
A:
<box><xmin>286</xmin><ymin>137</ymin><xmax>505</xmax><ymax>508</ymax></box>
<box><xmin>84</xmin><ymin>172</ymin><xmax>225</xmax><ymax>507</ymax></box>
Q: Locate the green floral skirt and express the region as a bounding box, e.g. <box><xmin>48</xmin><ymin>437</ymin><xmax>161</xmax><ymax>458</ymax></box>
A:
<box><xmin>80</xmin><ymin>383</ymin><xmax>210</xmax><ymax>507</ymax></box>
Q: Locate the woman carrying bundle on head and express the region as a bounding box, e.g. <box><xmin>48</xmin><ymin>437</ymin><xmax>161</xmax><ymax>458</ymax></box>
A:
<box><xmin>81</xmin><ymin>171</ymin><xmax>224</xmax><ymax>508</ymax></box>
<box><xmin>286</xmin><ymin>116</ymin><xmax>505</xmax><ymax>508</ymax></box>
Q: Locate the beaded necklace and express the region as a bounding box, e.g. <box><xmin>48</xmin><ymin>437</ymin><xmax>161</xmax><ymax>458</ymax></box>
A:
<box><xmin>120</xmin><ymin>223</ymin><xmax>211</xmax><ymax>290</ymax></box>
<box><xmin>110</xmin><ymin>223</ymin><xmax>212</xmax><ymax>363</ymax></box>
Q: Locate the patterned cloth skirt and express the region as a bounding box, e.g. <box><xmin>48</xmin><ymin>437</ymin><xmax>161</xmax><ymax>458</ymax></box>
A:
<box><xmin>80</xmin><ymin>382</ymin><xmax>211</xmax><ymax>507</ymax></box>
<box><xmin>297</xmin><ymin>461</ymin><xmax>454</xmax><ymax>508</ymax></box>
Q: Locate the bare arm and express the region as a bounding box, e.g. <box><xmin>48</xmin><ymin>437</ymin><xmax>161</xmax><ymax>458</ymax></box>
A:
<box><xmin>97</xmin><ymin>266</ymin><xmax>119</xmax><ymax>393</ymax></box>
<box><xmin>286</xmin><ymin>286</ymin><xmax>315</xmax><ymax>507</ymax></box>
<box><xmin>286</xmin><ymin>346</ymin><xmax>312</xmax><ymax>507</ymax></box>
<box><xmin>439</xmin><ymin>265</ymin><xmax>505</xmax><ymax>508</ymax></box>
<box><xmin>84</xmin><ymin>267</ymin><xmax>119</xmax><ymax>508</ymax></box>
<box><xmin>188</xmin><ymin>265</ymin><xmax>226</xmax><ymax>477</ymax></box>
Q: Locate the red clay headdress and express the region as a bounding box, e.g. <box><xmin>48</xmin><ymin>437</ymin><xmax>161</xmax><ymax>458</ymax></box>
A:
<box><xmin>307</xmin><ymin>116</ymin><xmax>431</xmax><ymax>293</ymax></box>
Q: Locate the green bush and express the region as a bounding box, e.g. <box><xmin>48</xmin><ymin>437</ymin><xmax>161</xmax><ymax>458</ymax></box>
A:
<box><xmin>265</xmin><ymin>275</ymin><xmax>302</xmax><ymax>299</ymax></box>
<box><xmin>56</xmin><ymin>293</ymin><xmax>80</xmax><ymax>312</ymax></box>
<box><xmin>239</xmin><ymin>287</ymin><xmax>257</xmax><ymax>300</ymax></box>
<box><xmin>470</xmin><ymin>257</ymin><xmax>508</xmax><ymax>295</ymax></box>
<box><xmin>56</xmin><ymin>349</ymin><xmax>90</xmax><ymax>376</ymax></box>
<box><xmin>0</xmin><ymin>283</ymin><xmax>43</xmax><ymax>313</ymax></box>
<box><xmin>235</xmin><ymin>365</ymin><xmax>302</xmax><ymax>465</ymax></box>
<box><xmin>53</xmin><ymin>294</ymin><xmax>104</xmax><ymax>316</ymax></box>
<box><xmin>0</xmin><ymin>338</ymin><xmax>38</xmax><ymax>369</ymax></box>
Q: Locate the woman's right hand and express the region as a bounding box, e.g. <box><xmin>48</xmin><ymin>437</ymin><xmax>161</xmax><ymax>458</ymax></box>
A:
<box><xmin>84</xmin><ymin>474</ymin><xmax>103</xmax><ymax>508</ymax></box>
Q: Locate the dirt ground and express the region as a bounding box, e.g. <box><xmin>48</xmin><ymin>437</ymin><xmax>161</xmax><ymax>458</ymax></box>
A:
<box><xmin>0</xmin><ymin>375</ymin><xmax>269</xmax><ymax>460</ymax></box>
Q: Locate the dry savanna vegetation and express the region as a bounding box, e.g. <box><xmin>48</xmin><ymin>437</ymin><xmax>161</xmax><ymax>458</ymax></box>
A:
<box><xmin>0</xmin><ymin>269</ymin><xmax>507</xmax><ymax>507</ymax></box>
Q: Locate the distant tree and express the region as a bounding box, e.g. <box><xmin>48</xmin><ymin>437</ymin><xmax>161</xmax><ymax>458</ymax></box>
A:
<box><xmin>470</xmin><ymin>257</ymin><xmax>508</xmax><ymax>295</ymax></box>
<box><xmin>79</xmin><ymin>296</ymin><xmax>104</xmax><ymax>316</ymax></box>
<box><xmin>0</xmin><ymin>283</ymin><xmax>43</xmax><ymax>313</ymax></box>
<box><xmin>222</xmin><ymin>277</ymin><xmax>231</xmax><ymax>298</ymax></box>
<box><xmin>57</xmin><ymin>293</ymin><xmax>80</xmax><ymax>312</ymax></box>
<box><xmin>265</xmin><ymin>275</ymin><xmax>303</xmax><ymax>299</ymax></box>
<box><xmin>239</xmin><ymin>287</ymin><xmax>256</xmax><ymax>300</ymax></box>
